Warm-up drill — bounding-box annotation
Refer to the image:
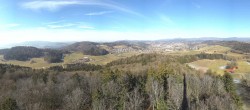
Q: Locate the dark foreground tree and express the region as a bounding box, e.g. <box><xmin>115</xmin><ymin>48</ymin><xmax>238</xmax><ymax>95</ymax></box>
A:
<box><xmin>0</xmin><ymin>98</ymin><xmax>19</xmax><ymax>110</ymax></box>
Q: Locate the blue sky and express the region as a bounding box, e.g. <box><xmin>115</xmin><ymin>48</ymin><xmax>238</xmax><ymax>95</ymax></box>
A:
<box><xmin>1</xmin><ymin>0</ymin><xmax>250</xmax><ymax>44</ymax></box>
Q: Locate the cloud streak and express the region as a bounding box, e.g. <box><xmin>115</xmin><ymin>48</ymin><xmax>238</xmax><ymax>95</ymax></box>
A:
<box><xmin>5</xmin><ymin>23</ymin><xmax>20</xmax><ymax>28</ymax></box>
<box><xmin>78</xmin><ymin>25</ymin><xmax>95</xmax><ymax>29</ymax></box>
<box><xmin>0</xmin><ymin>28</ymin><xmax>237</xmax><ymax>46</ymax></box>
<box><xmin>21</xmin><ymin>0</ymin><xmax>142</xmax><ymax>16</ymax></box>
<box><xmin>45</xmin><ymin>21</ymin><xmax>94</xmax><ymax>29</ymax></box>
<box><xmin>45</xmin><ymin>20</ymin><xmax>65</xmax><ymax>24</ymax></box>
<box><xmin>47</xmin><ymin>24</ymin><xmax>74</xmax><ymax>28</ymax></box>
<box><xmin>0</xmin><ymin>23</ymin><xmax>20</xmax><ymax>29</ymax></box>
<box><xmin>21</xmin><ymin>1</ymin><xmax>79</xmax><ymax>11</ymax></box>
<box><xmin>85</xmin><ymin>11</ymin><xmax>113</xmax><ymax>16</ymax></box>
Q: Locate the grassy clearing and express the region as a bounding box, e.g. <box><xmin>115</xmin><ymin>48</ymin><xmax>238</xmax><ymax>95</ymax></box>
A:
<box><xmin>0</xmin><ymin>52</ymin><xmax>139</xmax><ymax>68</ymax></box>
<box><xmin>189</xmin><ymin>59</ymin><xmax>250</xmax><ymax>76</ymax></box>
<box><xmin>63</xmin><ymin>52</ymin><xmax>85</xmax><ymax>64</ymax></box>
<box><xmin>168</xmin><ymin>45</ymin><xmax>231</xmax><ymax>56</ymax></box>
<box><xmin>226</xmin><ymin>52</ymin><xmax>246</xmax><ymax>60</ymax></box>
<box><xmin>168</xmin><ymin>50</ymin><xmax>200</xmax><ymax>55</ymax></box>
<box><xmin>86</xmin><ymin>52</ymin><xmax>139</xmax><ymax>65</ymax></box>
<box><xmin>235</xmin><ymin>61</ymin><xmax>250</xmax><ymax>73</ymax></box>
<box><xmin>198</xmin><ymin>45</ymin><xmax>231</xmax><ymax>53</ymax></box>
<box><xmin>189</xmin><ymin>59</ymin><xmax>228</xmax><ymax>75</ymax></box>
<box><xmin>63</xmin><ymin>52</ymin><xmax>138</xmax><ymax>65</ymax></box>
<box><xmin>169</xmin><ymin>45</ymin><xmax>246</xmax><ymax>61</ymax></box>
<box><xmin>0</xmin><ymin>52</ymin><xmax>139</xmax><ymax>69</ymax></box>
<box><xmin>0</xmin><ymin>55</ymin><xmax>61</xmax><ymax>69</ymax></box>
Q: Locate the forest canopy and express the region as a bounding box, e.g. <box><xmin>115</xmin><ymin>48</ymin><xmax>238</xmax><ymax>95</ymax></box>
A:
<box><xmin>0</xmin><ymin>53</ymin><xmax>242</xmax><ymax>110</ymax></box>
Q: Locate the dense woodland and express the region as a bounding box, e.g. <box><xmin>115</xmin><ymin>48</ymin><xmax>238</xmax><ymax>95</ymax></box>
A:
<box><xmin>48</xmin><ymin>63</ymin><xmax>103</xmax><ymax>72</ymax></box>
<box><xmin>103</xmin><ymin>41</ymin><xmax>149</xmax><ymax>49</ymax></box>
<box><xmin>62</xmin><ymin>42</ymin><xmax>109</xmax><ymax>56</ymax></box>
<box><xmin>0</xmin><ymin>43</ymin><xmax>109</xmax><ymax>63</ymax></box>
<box><xmin>3</xmin><ymin>46</ymin><xmax>43</xmax><ymax>61</ymax></box>
<box><xmin>0</xmin><ymin>49</ymin><xmax>10</xmax><ymax>55</ymax></box>
<box><xmin>206</xmin><ymin>41</ymin><xmax>250</xmax><ymax>54</ymax></box>
<box><xmin>106</xmin><ymin>53</ymin><xmax>227</xmax><ymax>67</ymax></box>
<box><xmin>43</xmin><ymin>49</ymin><xmax>64</xmax><ymax>63</ymax></box>
<box><xmin>0</xmin><ymin>54</ymin><xmax>243</xmax><ymax>110</ymax></box>
<box><xmin>0</xmin><ymin>47</ymin><xmax>65</xmax><ymax>63</ymax></box>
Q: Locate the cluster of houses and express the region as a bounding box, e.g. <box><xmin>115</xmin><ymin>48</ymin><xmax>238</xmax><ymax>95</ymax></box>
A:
<box><xmin>72</xmin><ymin>57</ymin><xmax>91</xmax><ymax>64</ymax></box>
<box><xmin>224</xmin><ymin>66</ymin><xmax>238</xmax><ymax>73</ymax></box>
<box><xmin>109</xmin><ymin>42</ymin><xmax>204</xmax><ymax>54</ymax></box>
<box><xmin>110</xmin><ymin>47</ymin><xmax>138</xmax><ymax>54</ymax></box>
<box><xmin>0</xmin><ymin>59</ymin><xmax>6</xmax><ymax>62</ymax></box>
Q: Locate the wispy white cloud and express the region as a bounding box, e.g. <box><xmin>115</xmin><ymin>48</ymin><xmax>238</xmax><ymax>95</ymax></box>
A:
<box><xmin>46</xmin><ymin>22</ymin><xmax>95</xmax><ymax>29</ymax></box>
<box><xmin>47</xmin><ymin>23</ymin><xmax>75</xmax><ymax>28</ymax></box>
<box><xmin>21</xmin><ymin>1</ymin><xmax>79</xmax><ymax>11</ymax></box>
<box><xmin>78</xmin><ymin>25</ymin><xmax>95</xmax><ymax>29</ymax></box>
<box><xmin>5</xmin><ymin>23</ymin><xmax>20</xmax><ymax>28</ymax></box>
<box><xmin>47</xmin><ymin>25</ymin><xmax>66</xmax><ymax>29</ymax></box>
<box><xmin>21</xmin><ymin>0</ymin><xmax>142</xmax><ymax>16</ymax></box>
<box><xmin>0</xmin><ymin>28</ymin><xmax>238</xmax><ymax>46</ymax></box>
<box><xmin>46</xmin><ymin>20</ymin><xmax>65</xmax><ymax>24</ymax></box>
<box><xmin>85</xmin><ymin>11</ymin><xmax>113</xmax><ymax>16</ymax></box>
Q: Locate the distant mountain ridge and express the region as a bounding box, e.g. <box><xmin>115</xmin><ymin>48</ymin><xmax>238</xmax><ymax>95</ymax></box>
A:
<box><xmin>158</xmin><ymin>37</ymin><xmax>250</xmax><ymax>42</ymax></box>
<box><xmin>1</xmin><ymin>37</ymin><xmax>250</xmax><ymax>49</ymax></box>
<box><xmin>0</xmin><ymin>41</ymin><xmax>75</xmax><ymax>49</ymax></box>
<box><xmin>16</xmin><ymin>41</ymin><xmax>74</xmax><ymax>49</ymax></box>
<box><xmin>204</xmin><ymin>40</ymin><xmax>250</xmax><ymax>53</ymax></box>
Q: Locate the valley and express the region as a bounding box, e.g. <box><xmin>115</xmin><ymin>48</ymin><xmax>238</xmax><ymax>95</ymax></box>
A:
<box><xmin>1</xmin><ymin>40</ymin><xmax>250</xmax><ymax>79</ymax></box>
<box><xmin>1</xmin><ymin>40</ymin><xmax>249</xmax><ymax>71</ymax></box>
<box><xmin>2</xmin><ymin>0</ymin><xmax>250</xmax><ymax>109</ymax></box>
<box><xmin>0</xmin><ymin>39</ymin><xmax>250</xmax><ymax>110</ymax></box>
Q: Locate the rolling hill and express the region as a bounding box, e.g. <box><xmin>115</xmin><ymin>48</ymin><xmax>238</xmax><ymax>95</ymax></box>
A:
<box><xmin>62</xmin><ymin>41</ymin><xmax>109</xmax><ymax>56</ymax></box>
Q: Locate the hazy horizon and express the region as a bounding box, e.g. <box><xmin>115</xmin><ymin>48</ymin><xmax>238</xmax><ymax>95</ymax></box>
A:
<box><xmin>1</xmin><ymin>36</ymin><xmax>250</xmax><ymax>48</ymax></box>
<box><xmin>1</xmin><ymin>0</ymin><xmax>250</xmax><ymax>45</ymax></box>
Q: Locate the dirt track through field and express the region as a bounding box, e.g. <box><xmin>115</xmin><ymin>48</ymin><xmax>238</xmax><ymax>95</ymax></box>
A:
<box><xmin>187</xmin><ymin>63</ymin><xmax>208</xmax><ymax>73</ymax></box>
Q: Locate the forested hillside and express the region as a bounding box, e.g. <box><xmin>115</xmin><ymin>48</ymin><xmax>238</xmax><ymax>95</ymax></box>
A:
<box><xmin>103</xmin><ymin>40</ymin><xmax>149</xmax><ymax>49</ymax></box>
<box><xmin>62</xmin><ymin>41</ymin><xmax>109</xmax><ymax>56</ymax></box>
<box><xmin>0</xmin><ymin>54</ymin><xmax>242</xmax><ymax>110</ymax></box>
<box><xmin>3</xmin><ymin>46</ymin><xmax>43</xmax><ymax>61</ymax></box>
<box><xmin>1</xmin><ymin>47</ymin><xmax>66</xmax><ymax>63</ymax></box>
<box><xmin>43</xmin><ymin>49</ymin><xmax>64</xmax><ymax>63</ymax></box>
<box><xmin>206</xmin><ymin>41</ymin><xmax>250</xmax><ymax>53</ymax></box>
<box><xmin>107</xmin><ymin>53</ymin><xmax>227</xmax><ymax>67</ymax></box>
<box><xmin>0</xmin><ymin>49</ymin><xmax>9</xmax><ymax>55</ymax></box>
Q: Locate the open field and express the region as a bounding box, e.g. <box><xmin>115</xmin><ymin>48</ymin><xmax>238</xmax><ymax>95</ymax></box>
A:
<box><xmin>168</xmin><ymin>50</ymin><xmax>200</xmax><ymax>55</ymax></box>
<box><xmin>198</xmin><ymin>45</ymin><xmax>231</xmax><ymax>53</ymax></box>
<box><xmin>199</xmin><ymin>45</ymin><xmax>248</xmax><ymax>60</ymax></box>
<box><xmin>65</xmin><ymin>52</ymin><xmax>139</xmax><ymax>65</ymax></box>
<box><xmin>188</xmin><ymin>59</ymin><xmax>228</xmax><ymax>75</ymax></box>
<box><xmin>0</xmin><ymin>55</ymin><xmax>61</xmax><ymax>69</ymax></box>
<box><xmin>0</xmin><ymin>44</ymin><xmax>249</xmax><ymax>70</ymax></box>
<box><xmin>169</xmin><ymin>45</ymin><xmax>247</xmax><ymax>61</ymax></box>
<box><xmin>168</xmin><ymin>45</ymin><xmax>231</xmax><ymax>55</ymax></box>
<box><xmin>85</xmin><ymin>53</ymin><xmax>137</xmax><ymax>65</ymax></box>
<box><xmin>63</xmin><ymin>52</ymin><xmax>85</xmax><ymax>64</ymax></box>
<box><xmin>0</xmin><ymin>52</ymin><xmax>139</xmax><ymax>69</ymax></box>
<box><xmin>189</xmin><ymin>59</ymin><xmax>250</xmax><ymax>76</ymax></box>
<box><xmin>235</xmin><ymin>61</ymin><xmax>250</xmax><ymax>73</ymax></box>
